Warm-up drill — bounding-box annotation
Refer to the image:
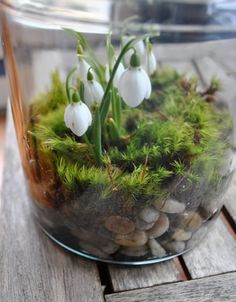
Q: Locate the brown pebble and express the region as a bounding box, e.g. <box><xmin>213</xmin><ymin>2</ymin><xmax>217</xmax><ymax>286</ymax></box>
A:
<box><xmin>120</xmin><ymin>245</ymin><xmax>149</xmax><ymax>257</ymax></box>
<box><xmin>114</xmin><ymin>230</ymin><xmax>148</xmax><ymax>247</ymax></box>
<box><xmin>172</xmin><ymin>229</ymin><xmax>192</xmax><ymax>241</ymax></box>
<box><xmin>147</xmin><ymin>213</ymin><xmax>169</xmax><ymax>239</ymax></box>
<box><xmin>183</xmin><ymin>211</ymin><xmax>203</xmax><ymax>232</ymax></box>
<box><xmin>104</xmin><ymin>215</ymin><xmax>135</xmax><ymax>235</ymax></box>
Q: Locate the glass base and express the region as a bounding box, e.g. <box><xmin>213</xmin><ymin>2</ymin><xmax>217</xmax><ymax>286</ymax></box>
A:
<box><xmin>39</xmin><ymin>223</ymin><xmax>193</xmax><ymax>266</ymax></box>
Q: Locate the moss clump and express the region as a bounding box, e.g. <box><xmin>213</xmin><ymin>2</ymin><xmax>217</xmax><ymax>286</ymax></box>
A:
<box><xmin>27</xmin><ymin>69</ymin><xmax>233</xmax><ymax>210</ymax></box>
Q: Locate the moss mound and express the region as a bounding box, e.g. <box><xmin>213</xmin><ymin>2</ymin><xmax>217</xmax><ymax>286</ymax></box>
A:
<box><xmin>27</xmin><ymin>69</ymin><xmax>233</xmax><ymax>209</ymax></box>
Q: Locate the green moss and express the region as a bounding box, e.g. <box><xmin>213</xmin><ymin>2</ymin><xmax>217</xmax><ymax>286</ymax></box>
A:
<box><xmin>28</xmin><ymin>68</ymin><xmax>233</xmax><ymax>207</ymax></box>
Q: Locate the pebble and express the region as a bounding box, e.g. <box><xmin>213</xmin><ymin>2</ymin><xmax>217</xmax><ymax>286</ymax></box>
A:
<box><xmin>182</xmin><ymin>211</ymin><xmax>203</xmax><ymax>232</ymax></box>
<box><xmin>200</xmin><ymin>199</ymin><xmax>220</xmax><ymax>219</ymax></box>
<box><xmin>114</xmin><ymin>230</ymin><xmax>148</xmax><ymax>247</ymax></box>
<box><xmin>148</xmin><ymin>239</ymin><xmax>166</xmax><ymax>258</ymax></box>
<box><xmin>164</xmin><ymin>241</ymin><xmax>186</xmax><ymax>253</ymax></box>
<box><xmin>101</xmin><ymin>242</ymin><xmax>120</xmax><ymax>255</ymax></box>
<box><xmin>172</xmin><ymin>229</ymin><xmax>192</xmax><ymax>241</ymax></box>
<box><xmin>154</xmin><ymin>198</ymin><xmax>186</xmax><ymax>214</ymax></box>
<box><xmin>139</xmin><ymin>206</ymin><xmax>160</xmax><ymax>224</ymax></box>
<box><xmin>72</xmin><ymin>227</ymin><xmax>118</xmax><ymax>254</ymax></box>
<box><xmin>104</xmin><ymin>216</ymin><xmax>135</xmax><ymax>235</ymax></box>
<box><xmin>135</xmin><ymin>217</ymin><xmax>156</xmax><ymax>231</ymax></box>
<box><xmin>120</xmin><ymin>245</ymin><xmax>149</xmax><ymax>257</ymax></box>
<box><xmin>147</xmin><ymin>213</ymin><xmax>169</xmax><ymax>239</ymax></box>
<box><xmin>187</xmin><ymin>226</ymin><xmax>208</xmax><ymax>249</ymax></box>
<box><xmin>79</xmin><ymin>240</ymin><xmax>109</xmax><ymax>258</ymax></box>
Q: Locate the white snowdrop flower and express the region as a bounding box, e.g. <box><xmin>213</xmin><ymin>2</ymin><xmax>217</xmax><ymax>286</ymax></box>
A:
<box><xmin>77</xmin><ymin>57</ymin><xmax>91</xmax><ymax>82</ymax></box>
<box><xmin>122</xmin><ymin>35</ymin><xmax>145</xmax><ymax>67</ymax></box>
<box><xmin>64</xmin><ymin>101</ymin><xmax>92</xmax><ymax>137</ymax></box>
<box><xmin>84</xmin><ymin>70</ymin><xmax>104</xmax><ymax>107</ymax></box>
<box><xmin>118</xmin><ymin>52</ymin><xmax>152</xmax><ymax>108</ymax></box>
<box><xmin>105</xmin><ymin>59</ymin><xmax>125</xmax><ymax>87</ymax></box>
<box><xmin>144</xmin><ymin>45</ymin><xmax>157</xmax><ymax>76</ymax></box>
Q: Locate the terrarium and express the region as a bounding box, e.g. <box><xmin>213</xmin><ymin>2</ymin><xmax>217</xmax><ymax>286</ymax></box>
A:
<box><xmin>1</xmin><ymin>0</ymin><xmax>236</xmax><ymax>264</ymax></box>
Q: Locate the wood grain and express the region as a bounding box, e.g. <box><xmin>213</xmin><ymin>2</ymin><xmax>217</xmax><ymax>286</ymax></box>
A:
<box><xmin>0</xmin><ymin>109</ymin><xmax>104</xmax><ymax>302</ymax></box>
<box><xmin>183</xmin><ymin>217</ymin><xmax>236</xmax><ymax>278</ymax></box>
<box><xmin>105</xmin><ymin>272</ymin><xmax>236</xmax><ymax>302</ymax></box>
<box><xmin>109</xmin><ymin>259</ymin><xmax>184</xmax><ymax>292</ymax></box>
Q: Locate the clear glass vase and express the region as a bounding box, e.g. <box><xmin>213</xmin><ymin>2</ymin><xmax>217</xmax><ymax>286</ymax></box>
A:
<box><xmin>1</xmin><ymin>0</ymin><xmax>236</xmax><ymax>264</ymax></box>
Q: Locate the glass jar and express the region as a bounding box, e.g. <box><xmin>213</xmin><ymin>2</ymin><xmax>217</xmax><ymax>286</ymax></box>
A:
<box><xmin>1</xmin><ymin>0</ymin><xmax>236</xmax><ymax>265</ymax></box>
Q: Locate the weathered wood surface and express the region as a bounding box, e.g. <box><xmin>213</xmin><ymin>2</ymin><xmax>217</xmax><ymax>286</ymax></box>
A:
<box><xmin>182</xmin><ymin>217</ymin><xmax>236</xmax><ymax>278</ymax></box>
<box><xmin>109</xmin><ymin>259</ymin><xmax>184</xmax><ymax>292</ymax></box>
<box><xmin>0</xmin><ymin>111</ymin><xmax>104</xmax><ymax>302</ymax></box>
<box><xmin>105</xmin><ymin>272</ymin><xmax>236</xmax><ymax>302</ymax></box>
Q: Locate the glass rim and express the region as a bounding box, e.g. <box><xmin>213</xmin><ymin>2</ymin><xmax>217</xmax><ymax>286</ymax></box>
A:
<box><xmin>1</xmin><ymin>0</ymin><xmax>236</xmax><ymax>35</ymax></box>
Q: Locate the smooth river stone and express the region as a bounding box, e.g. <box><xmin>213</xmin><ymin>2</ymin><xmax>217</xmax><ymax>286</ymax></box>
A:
<box><xmin>154</xmin><ymin>198</ymin><xmax>186</xmax><ymax>214</ymax></box>
<box><xmin>120</xmin><ymin>245</ymin><xmax>149</xmax><ymax>257</ymax></box>
<box><xmin>148</xmin><ymin>239</ymin><xmax>166</xmax><ymax>258</ymax></box>
<box><xmin>139</xmin><ymin>206</ymin><xmax>160</xmax><ymax>223</ymax></box>
<box><xmin>72</xmin><ymin>227</ymin><xmax>118</xmax><ymax>254</ymax></box>
<box><xmin>135</xmin><ymin>217</ymin><xmax>156</xmax><ymax>231</ymax></box>
<box><xmin>147</xmin><ymin>213</ymin><xmax>169</xmax><ymax>239</ymax></box>
<box><xmin>186</xmin><ymin>225</ymin><xmax>208</xmax><ymax>249</ymax></box>
<box><xmin>164</xmin><ymin>241</ymin><xmax>186</xmax><ymax>253</ymax></box>
<box><xmin>100</xmin><ymin>242</ymin><xmax>120</xmax><ymax>255</ymax></box>
<box><xmin>114</xmin><ymin>230</ymin><xmax>148</xmax><ymax>247</ymax></box>
<box><xmin>104</xmin><ymin>215</ymin><xmax>135</xmax><ymax>235</ymax></box>
<box><xmin>172</xmin><ymin>229</ymin><xmax>192</xmax><ymax>241</ymax></box>
<box><xmin>182</xmin><ymin>211</ymin><xmax>203</xmax><ymax>232</ymax></box>
<box><xmin>79</xmin><ymin>240</ymin><xmax>109</xmax><ymax>258</ymax></box>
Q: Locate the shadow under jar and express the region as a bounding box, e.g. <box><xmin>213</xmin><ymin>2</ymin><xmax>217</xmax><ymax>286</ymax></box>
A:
<box><xmin>1</xmin><ymin>0</ymin><xmax>236</xmax><ymax>264</ymax></box>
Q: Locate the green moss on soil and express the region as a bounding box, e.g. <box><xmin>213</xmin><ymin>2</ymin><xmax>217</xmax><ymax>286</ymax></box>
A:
<box><xmin>28</xmin><ymin>69</ymin><xmax>233</xmax><ymax>208</ymax></box>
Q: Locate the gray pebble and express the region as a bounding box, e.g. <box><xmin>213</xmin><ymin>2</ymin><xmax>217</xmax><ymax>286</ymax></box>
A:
<box><xmin>148</xmin><ymin>239</ymin><xmax>166</xmax><ymax>258</ymax></box>
<box><xmin>120</xmin><ymin>245</ymin><xmax>149</xmax><ymax>257</ymax></box>
<box><xmin>187</xmin><ymin>226</ymin><xmax>208</xmax><ymax>249</ymax></box>
<box><xmin>147</xmin><ymin>213</ymin><xmax>169</xmax><ymax>239</ymax></box>
<box><xmin>135</xmin><ymin>217</ymin><xmax>156</xmax><ymax>231</ymax></box>
<box><xmin>139</xmin><ymin>206</ymin><xmax>160</xmax><ymax>223</ymax></box>
<box><xmin>164</xmin><ymin>241</ymin><xmax>186</xmax><ymax>253</ymax></box>
<box><xmin>79</xmin><ymin>240</ymin><xmax>109</xmax><ymax>258</ymax></box>
<box><xmin>154</xmin><ymin>198</ymin><xmax>185</xmax><ymax>214</ymax></box>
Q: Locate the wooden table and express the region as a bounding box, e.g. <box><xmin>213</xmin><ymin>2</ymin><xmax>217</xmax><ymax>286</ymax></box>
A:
<box><xmin>1</xmin><ymin>54</ymin><xmax>236</xmax><ymax>302</ymax></box>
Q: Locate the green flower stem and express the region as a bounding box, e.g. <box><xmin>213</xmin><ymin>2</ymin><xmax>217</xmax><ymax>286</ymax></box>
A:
<box><xmin>65</xmin><ymin>67</ymin><xmax>77</xmax><ymax>103</ymax></box>
<box><xmin>66</xmin><ymin>29</ymin><xmax>104</xmax><ymax>84</ymax></box>
<box><xmin>108</xmin><ymin>118</ymin><xmax>120</xmax><ymax>142</ymax></box>
<box><xmin>93</xmin><ymin>107</ymin><xmax>102</xmax><ymax>165</ymax></box>
<box><xmin>115</xmin><ymin>90</ymin><xmax>122</xmax><ymax>130</ymax></box>
<box><xmin>100</xmin><ymin>90</ymin><xmax>112</xmax><ymax>127</ymax></box>
<box><xmin>99</xmin><ymin>37</ymin><xmax>137</xmax><ymax>128</ymax></box>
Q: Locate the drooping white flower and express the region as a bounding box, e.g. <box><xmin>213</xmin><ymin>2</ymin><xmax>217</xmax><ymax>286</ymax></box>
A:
<box><xmin>118</xmin><ymin>53</ymin><xmax>151</xmax><ymax>108</ymax></box>
<box><xmin>105</xmin><ymin>59</ymin><xmax>125</xmax><ymax>87</ymax></box>
<box><xmin>64</xmin><ymin>102</ymin><xmax>92</xmax><ymax>137</ymax></box>
<box><xmin>77</xmin><ymin>57</ymin><xmax>91</xmax><ymax>81</ymax></box>
<box><xmin>144</xmin><ymin>46</ymin><xmax>157</xmax><ymax>76</ymax></box>
<box><xmin>122</xmin><ymin>35</ymin><xmax>145</xmax><ymax>67</ymax></box>
<box><xmin>84</xmin><ymin>71</ymin><xmax>104</xmax><ymax>107</ymax></box>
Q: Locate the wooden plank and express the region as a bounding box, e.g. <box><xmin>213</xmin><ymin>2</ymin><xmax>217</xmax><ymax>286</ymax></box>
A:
<box><xmin>105</xmin><ymin>272</ymin><xmax>236</xmax><ymax>302</ymax></box>
<box><xmin>183</xmin><ymin>217</ymin><xmax>236</xmax><ymax>278</ymax></box>
<box><xmin>0</xmin><ymin>109</ymin><xmax>104</xmax><ymax>302</ymax></box>
<box><xmin>109</xmin><ymin>259</ymin><xmax>184</xmax><ymax>292</ymax></box>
